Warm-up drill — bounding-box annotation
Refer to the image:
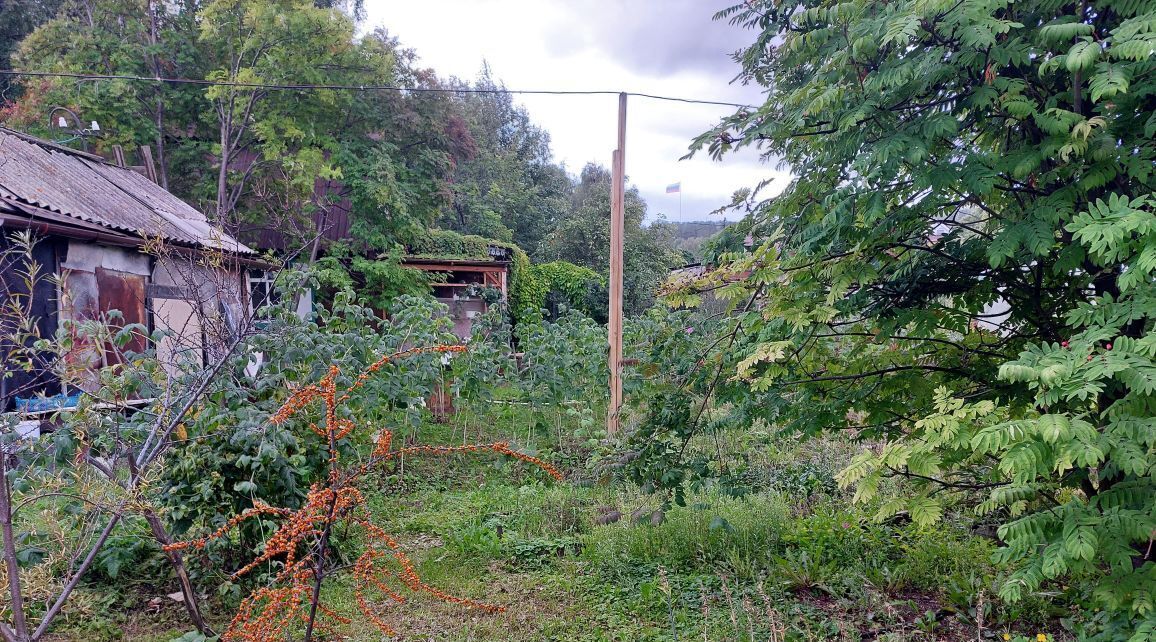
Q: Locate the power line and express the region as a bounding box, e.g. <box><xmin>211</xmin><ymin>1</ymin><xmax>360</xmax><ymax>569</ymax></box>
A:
<box><xmin>0</xmin><ymin>70</ymin><xmax>756</xmax><ymax>109</ymax></box>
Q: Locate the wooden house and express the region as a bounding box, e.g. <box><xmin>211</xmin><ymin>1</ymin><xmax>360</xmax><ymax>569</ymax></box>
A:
<box><xmin>0</xmin><ymin>127</ymin><xmax>257</xmax><ymax>411</ymax></box>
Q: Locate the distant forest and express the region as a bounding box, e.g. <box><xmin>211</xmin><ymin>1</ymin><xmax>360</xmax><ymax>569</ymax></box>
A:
<box><xmin>667</xmin><ymin>220</ymin><xmax>732</xmax><ymax>261</ymax></box>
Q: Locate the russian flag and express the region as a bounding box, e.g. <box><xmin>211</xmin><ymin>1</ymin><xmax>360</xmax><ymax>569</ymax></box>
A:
<box><xmin>665</xmin><ymin>182</ymin><xmax>681</xmax><ymax>194</ymax></box>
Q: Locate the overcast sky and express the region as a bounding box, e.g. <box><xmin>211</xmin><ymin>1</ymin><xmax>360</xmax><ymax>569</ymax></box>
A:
<box><xmin>363</xmin><ymin>0</ymin><xmax>791</xmax><ymax>223</ymax></box>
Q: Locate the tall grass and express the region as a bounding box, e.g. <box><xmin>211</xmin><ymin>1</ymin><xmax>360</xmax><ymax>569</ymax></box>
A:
<box><xmin>582</xmin><ymin>493</ymin><xmax>791</xmax><ymax>582</ymax></box>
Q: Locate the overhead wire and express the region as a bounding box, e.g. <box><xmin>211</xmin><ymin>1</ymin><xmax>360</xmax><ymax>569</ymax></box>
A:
<box><xmin>0</xmin><ymin>68</ymin><xmax>756</xmax><ymax>222</ymax></box>
<box><xmin>0</xmin><ymin>70</ymin><xmax>757</xmax><ymax>109</ymax></box>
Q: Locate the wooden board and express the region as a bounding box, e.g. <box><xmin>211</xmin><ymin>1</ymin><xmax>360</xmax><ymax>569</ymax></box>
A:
<box><xmin>607</xmin><ymin>93</ymin><xmax>627</xmax><ymax>435</ymax></box>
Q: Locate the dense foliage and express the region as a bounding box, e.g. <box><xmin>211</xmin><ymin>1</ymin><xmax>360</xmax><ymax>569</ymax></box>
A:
<box><xmin>0</xmin><ymin>0</ymin><xmax>61</xmax><ymax>98</ymax></box>
<box><xmin>438</xmin><ymin>66</ymin><xmax>573</xmax><ymax>253</ymax></box>
<box><xmin>539</xmin><ymin>164</ymin><xmax>685</xmax><ymax>317</ymax></box>
<box><xmin>1</xmin><ymin>1</ymin><xmax>681</xmax><ymax>320</ymax></box>
<box><xmin>525</xmin><ymin>261</ymin><xmax>608</xmax><ymax>323</ymax></box>
<box><xmin>162</xmin><ymin>292</ymin><xmax>459</xmax><ymax>576</ymax></box>
<box><xmin>629</xmin><ymin>0</ymin><xmax>1156</xmax><ymax>637</ymax></box>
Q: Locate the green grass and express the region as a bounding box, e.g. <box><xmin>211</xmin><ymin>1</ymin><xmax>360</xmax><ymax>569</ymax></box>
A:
<box><xmin>581</xmin><ymin>493</ymin><xmax>790</xmax><ymax>582</ymax></box>
<box><xmin>46</xmin><ymin>398</ymin><xmax>1078</xmax><ymax>641</ymax></box>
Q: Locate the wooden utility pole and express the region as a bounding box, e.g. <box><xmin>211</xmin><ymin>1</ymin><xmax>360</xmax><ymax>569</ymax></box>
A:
<box><xmin>608</xmin><ymin>93</ymin><xmax>626</xmax><ymax>435</ymax></box>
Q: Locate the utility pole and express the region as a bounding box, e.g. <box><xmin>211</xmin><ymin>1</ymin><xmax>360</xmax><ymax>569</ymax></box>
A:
<box><xmin>608</xmin><ymin>93</ymin><xmax>626</xmax><ymax>436</ymax></box>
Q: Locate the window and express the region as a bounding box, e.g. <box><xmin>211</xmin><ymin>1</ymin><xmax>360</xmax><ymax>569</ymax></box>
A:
<box><xmin>248</xmin><ymin>270</ymin><xmax>281</xmax><ymax>318</ymax></box>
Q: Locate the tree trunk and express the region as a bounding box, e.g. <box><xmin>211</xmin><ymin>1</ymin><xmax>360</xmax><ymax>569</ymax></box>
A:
<box><xmin>0</xmin><ymin>453</ymin><xmax>29</xmax><ymax>642</ymax></box>
<box><xmin>142</xmin><ymin>509</ymin><xmax>211</xmax><ymax>636</ymax></box>
<box><xmin>146</xmin><ymin>0</ymin><xmax>168</xmax><ymax>190</ymax></box>
<box><xmin>215</xmin><ymin>117</ymin><xmax>231</xmax><ymax>224</ymax></box>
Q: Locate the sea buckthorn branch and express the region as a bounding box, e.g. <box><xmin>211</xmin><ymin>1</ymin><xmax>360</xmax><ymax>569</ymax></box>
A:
<box><xmin>373</xmin><ymin>441</ymin><xmax>564</xmax><ymax>482</ymax></box>
<box><xmin>166</xmin><ymin>344</ymin><xmax>562</xmax><ymax>642</ymax></box>
<box><xmin>164</xmin><ymin>501</ymin><xmax>291</xmax><ymax>553</ymax></box>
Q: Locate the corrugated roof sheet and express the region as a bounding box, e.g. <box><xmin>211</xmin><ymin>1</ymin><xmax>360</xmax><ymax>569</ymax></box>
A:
<box><xmin>0</xmin><ymin>128</ymin><xmax>253</xmax><ymax>254</ymax></box>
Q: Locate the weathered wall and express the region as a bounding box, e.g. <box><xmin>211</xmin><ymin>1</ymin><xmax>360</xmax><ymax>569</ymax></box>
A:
<box><xmin>58</xmin><ymin>241</ymin><xmax>150</xmax><ymax>389</ymax></box>
<box><xmin>56</xmin><ymin>240</ymin><xmax>248</xmax><ymax>382</ymax></box>
<box><xmin>151</xmin><ymin>254</ymin><xmax>247</xmax><ymax>369</ymax></box>
<box><xmin>437</xmin><ymin>297</ymin><xmax>487</xmax><ymax>339</ymax></box>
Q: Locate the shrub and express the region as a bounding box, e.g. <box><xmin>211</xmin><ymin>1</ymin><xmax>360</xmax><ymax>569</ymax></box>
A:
<box><xmin>161</xmin><ymin>290</ymin><xmax>460</xmax><ymax>576</ymax></box>
<box><xmin>166</xmin><ymin>346</ymin><xmax>563</xmax><ymax>641</ymax></box>
<box><xmin>517</xmin><ymin>310</ymin><xmax>607</xmax><ymax>408</ymax></box>
<box><xmin>524</xmin><ymin>261</ymin><xmax>607</xmax><ymax>323</ymax></box>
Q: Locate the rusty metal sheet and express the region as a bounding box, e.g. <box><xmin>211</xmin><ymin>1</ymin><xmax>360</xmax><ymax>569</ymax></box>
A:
<box><xmin>95</xmin><ymin>267</ymin><xmax>148</xmax><ymax>360</ymax></box>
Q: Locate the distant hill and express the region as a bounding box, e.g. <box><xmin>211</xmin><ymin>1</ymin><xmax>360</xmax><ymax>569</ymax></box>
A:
<box><xmin>668</xmin><ymin>220</ymin><xmax>733</xmax><ymax>259</ymax></box>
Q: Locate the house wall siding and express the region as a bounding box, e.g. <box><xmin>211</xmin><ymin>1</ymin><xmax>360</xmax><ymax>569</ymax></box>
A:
<box><xmin>0</xmin><ymin>236</ymin><xmax>63</xmax><ymax>410</ymax></box>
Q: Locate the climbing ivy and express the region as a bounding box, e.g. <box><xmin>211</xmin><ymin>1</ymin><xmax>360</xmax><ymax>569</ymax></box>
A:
<box><xmin>518</xmin><ymin>261</ymin><xmax>607</xmax><ymax>324</ymax></box>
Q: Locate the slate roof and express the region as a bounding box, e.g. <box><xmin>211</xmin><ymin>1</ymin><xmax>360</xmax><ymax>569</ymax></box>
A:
<box><xmin>0</xmin><ymin>128</ymin><xmax>253</xmax><ymax>254</ymax></box>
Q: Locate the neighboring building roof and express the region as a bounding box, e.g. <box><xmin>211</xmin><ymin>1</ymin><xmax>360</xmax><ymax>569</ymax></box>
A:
<box><xmin>0</xmin><ymin>127</ymin><xmax>253</xmax><ymax>254</ymax></box>
<box><xmin>668</xmin><ymin>263</ymin><xmax>707</xmax><ymax>278</ymax></box>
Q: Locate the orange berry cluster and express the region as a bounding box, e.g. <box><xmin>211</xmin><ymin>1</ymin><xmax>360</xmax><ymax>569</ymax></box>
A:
<box><xmin>164</xmin><ymin>501</ymin><xmax>290</xmax><ymax>554</ymax></box>
<box><xmin>492</xmin><ymin>443</ymin><xmax>565</xmax><ymax>482</ymax></box>
<box><xmin>167</xmin><ymin>343</ymin><xmax>562</xmax><ymax>641</ymax></box>
<box><xmin>222</xmin><ymin>565</ymin><xmax>314</xmax><ymax>642</ymax></box>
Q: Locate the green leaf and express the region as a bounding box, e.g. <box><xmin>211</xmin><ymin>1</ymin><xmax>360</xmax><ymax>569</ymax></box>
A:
<box><xmin>1064</xmin><ymin>527</ymin><xmax>1097</xmax><ymax>562</ymax></box>
<box><xmin>1089</xmin><ymin>63</ymin><xmax>1129</xmax><ymax>102</ymax></box>
<box><xmin>708</xmin><ymin>516</ymin><xmax>735</xmax><ymax>533</ymax></box>
<box><xmin>909</xmin><ymin>497</ymin><xmax>943</xmax><ymax>527</ymax></box>
<box><xmin>233</xmin><ymin>481</ymin><xmax>258</xmax><ymax>494</ymax></box>
<box><xmin>1066</xmin><ymin>40</ymin><xmax>1100</xmax><ymax>72</ymax></box>
<box><xmin>1039</xmin><ymin>20</ymin><xmax>1094</xmax><ymax>43</ymax></box>
<box><xmin>1037</xmin><ymin>414</ymin><xmax>1071</xmax><ymax>443</ymax></box>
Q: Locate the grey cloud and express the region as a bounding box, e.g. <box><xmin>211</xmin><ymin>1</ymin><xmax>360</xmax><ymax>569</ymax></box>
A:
<box><xmin>636</xmin><ymin>105</ymin><xmax>737</xmax><ymax>142</ymax></box>
<box><xmin>543</xmin><ymin>0</ymin><xmax>754</xmax><ymax>77</ymax></box>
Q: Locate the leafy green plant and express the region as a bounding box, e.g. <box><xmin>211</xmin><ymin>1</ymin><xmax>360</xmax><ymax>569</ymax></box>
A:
<box><xmin>505</xmin><ymin>536</ymin><xmax>580</xmax><ymax>569</ymax></box>
<box><xmin>771</xmin><ymin>549</ymin><xmax>836</xmax><ymax>594</ymax></box>
<box><xmin>445</xmin><ymin>522</ymin><xmax>503</xmax><ymax>560</ymax></box>
<box><xmin>525</xmin><ymin>261</ymin><xmax>607</xmax><ymax>323</ymax></box>
<box><xmin>162</xmin><ymin>289</ymin><xmax>460</xmax><ymax>578</ymax></box>
<box><xmin>517</xmin><ymin>311</ymin><xmax>607</xmax><ymax>406</ymax></box>
<box><xmin>759</xmin><ymin>461</ymin><xmax>839</xmax><ymax>499</ymax></box>
<box><xmin>312</xmin><ymin>245</ymin><xmax>430</xmax><ymax>310</ymax></box>
<box><xmin>637</xmin><ymin>0</ymin><xmax>1156</xmax><ymax>634</ymax></box>
<box><xmin>782</xmin><ymin>509</ymin><xmax>890</xmax><ymax>572</ymax></box>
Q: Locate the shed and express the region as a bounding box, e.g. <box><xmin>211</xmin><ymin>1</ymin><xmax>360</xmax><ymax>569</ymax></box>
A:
<box><xmin>0</xmin><ymin>127</ymin><xmax>256</xmax><ymax>411</ymax></box>
<box><xmin>401</xmin><ymin>256</ymin><xmax>510</xmax><ymax>339</ymax></box>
